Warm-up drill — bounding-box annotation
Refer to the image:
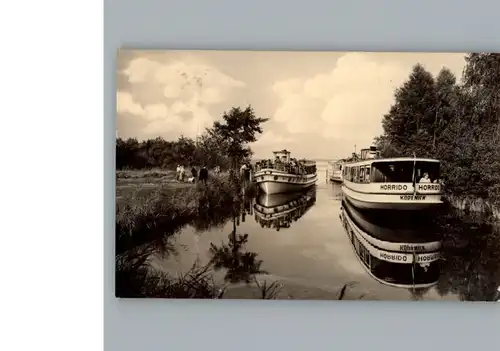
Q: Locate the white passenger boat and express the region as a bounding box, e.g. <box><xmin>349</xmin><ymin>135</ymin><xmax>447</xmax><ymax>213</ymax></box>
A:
<box><xmin>340</xmin><ymin>201</ymin><xmax>441</xmax><ymax>289</ymax></box>
<box><xmin>254</xmin><ymin>189</ymin><xmax>316</xmax><ymax>230</ymax></box>
<box><xmin>328</xmin><ymin>159</ymin><xmax>344</xmax><ymax>183</ymax></box>
<box><xmin>254</xmin><ymin>150</ymin><xmax>317</xmax><ymax>195</ymax></box>
<box><xmin>341</xmin><ymin>146</ymin><xmax>444</xmax><ymax>210</ymax></box>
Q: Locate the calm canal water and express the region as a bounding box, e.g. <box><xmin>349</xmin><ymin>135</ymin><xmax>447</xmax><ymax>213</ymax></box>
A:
<box><xmin>151</xmin><ymin>161</ymin><xmax>500</xmax><ymax>301</ymax></box>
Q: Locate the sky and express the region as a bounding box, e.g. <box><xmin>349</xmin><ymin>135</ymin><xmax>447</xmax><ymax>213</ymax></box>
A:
<box><xmin>116</xmin><ymin>50</ymin><xmax>467</xmax><ymax>159</ymax></box>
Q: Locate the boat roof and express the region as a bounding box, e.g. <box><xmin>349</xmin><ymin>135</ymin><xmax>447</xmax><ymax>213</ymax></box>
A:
<box><xmin>345</xmin><ymin>157</ymin><xmax>440</xmax><ymax>166</ymax></box>
<box><xmin>273</xmin><ymin>149</ymin><xmax>290</xmax><ymax>154</ymax></box>
<box><xmin>296</xmin><ymin>159</ymin><xmax>316</xmax><ymax>165</ymax></box>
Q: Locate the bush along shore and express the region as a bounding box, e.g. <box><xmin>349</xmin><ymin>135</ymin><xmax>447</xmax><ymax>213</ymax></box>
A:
<box><xmin>374</xmin><ymin>53</ymin><xmax>500</xmax><ymax>220</ymax></box>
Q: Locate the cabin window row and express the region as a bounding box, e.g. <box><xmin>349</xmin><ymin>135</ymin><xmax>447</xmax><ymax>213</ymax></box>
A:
<box><xmin>342</xmin><ymin>161</ymin><xmax>440</xmax><ymax>184</ymax></box>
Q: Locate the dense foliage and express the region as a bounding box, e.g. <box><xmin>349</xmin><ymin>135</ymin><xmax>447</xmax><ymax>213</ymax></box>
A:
<box><xmin>375</xmin><ymin>54</ymin><xmax>500</xmax><ymax>206</ymax></box>
<box><xmin>116</xmin><ymin>106</ymin><xmax>269</xmax><ymax>170</ymax></box>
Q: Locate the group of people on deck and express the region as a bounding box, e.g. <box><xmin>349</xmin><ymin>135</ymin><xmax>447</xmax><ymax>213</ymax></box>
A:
<box><xmin>254</xmin><ymin>157</ymin><xmax>314</xmax><ymax>176</ymax></box>
<box><xmin>176</xmin><ymin>164</ymin><xmax>218</xmax><ymax>184</ymax></box>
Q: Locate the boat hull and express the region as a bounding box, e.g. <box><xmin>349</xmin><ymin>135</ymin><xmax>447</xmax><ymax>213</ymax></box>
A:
<box><xmin>254</xmin><ymin>169</ymin><xmax>317</xmax><ymax>194</ymax></box>
<box><xmin>258</xmin><ymin>179</ymin><xmax>316</xmax><ymax>194</ymax></box>
<box><xmin>342</xmin><ymin>185</ymin><xmax>443</xmax><ymax>211</ymax></box>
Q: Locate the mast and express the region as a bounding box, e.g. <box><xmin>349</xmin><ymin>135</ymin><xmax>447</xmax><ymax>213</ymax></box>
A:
<box><xmin>412</xmin><ymin>152</ymin><xmax>417</xmax><ymax>196</ymax></box>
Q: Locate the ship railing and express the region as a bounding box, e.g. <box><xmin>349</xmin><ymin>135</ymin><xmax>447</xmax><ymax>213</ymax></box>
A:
<box><xmin>254</xmin><ymin>160</ymin><xmax>316</xmax><ymax>176</ymax></box>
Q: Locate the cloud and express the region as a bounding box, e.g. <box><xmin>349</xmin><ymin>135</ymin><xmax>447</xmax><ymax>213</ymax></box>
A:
<box><xmin>122</xmin><ymin>58</ymin><xmax>244</xmax><ymax>103</ymax></box>
<box><xmin>116</xmin><ymin>91</ymin><xmax>144</xmax><ymax>116</ymax></box>
<box><xmin>272</xmin><ymin>53</ymin><xmax>408</xmax><ymax>138</ymax></box>
<box><xmin>273</xmin><ymin>94</ymin><xmax>325</xmax><ymax>134</ymax></box>
<box><xmin>273</xmin><ymin>78</ymin><xmax>304</xmax><ymax>98</ymax></box>
<box><xmin>116</xmin><ymin>91</ymin><xmax>214</xmax><ymax>139</ymax></box>
<box><xmin>117</xmin><ymin>57</ymin><xmax>246</xmax><ymax>139</ymax></box>
<box><xmin>117</xmin><ymin>91</ymin><xmax>169</xmax><ymax>122</ymax></box>
<box><xmin>121</xmin><ymin>57</ymin><xmax>158</xmax><ymax>83</ymax></box>
<box><xmin>252</xmin><ymin>130</ymin><xmax>295</xmax><ymax>157</ymax></box>
<box><xmin>254</xmin><ymin>130</ymin><xmax>293</xmax><ymax>147</ymax></box>
<box><xmin>271</xmin><ymin>52</ymin><xmax>466</xmax><ymax>156</ymax></box>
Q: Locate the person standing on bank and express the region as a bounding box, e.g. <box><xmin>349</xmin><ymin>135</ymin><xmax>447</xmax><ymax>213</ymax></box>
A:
<box><xmin>199</xmin><ymin>166</ymin><xmax>208</xmax><ymax>185</ymax></box>
<box><xmin>191</xmin><ymin>166</ymin><xmax>198</xmax><ymax>183</ymax></box>
<box><xmin>176</xmin><ymin>164</ymin><xmax>181</xmax><ymax>181</ymax></box>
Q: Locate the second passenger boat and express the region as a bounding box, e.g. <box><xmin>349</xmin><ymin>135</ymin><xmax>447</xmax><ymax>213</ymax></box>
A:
<box><xmin>254</xmin><ymin>149</ymin><xmax>317</xmax><ymax>195</ymax></box>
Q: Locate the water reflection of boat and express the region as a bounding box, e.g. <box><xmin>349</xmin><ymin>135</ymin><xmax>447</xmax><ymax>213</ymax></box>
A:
<box><xmin>343</xmin><ymin>198</ymin><xmax>442</xmax><ymax>252</ymax></box>
<box><xmin>330</xmin><ymin>182</ymin><xmax>343</xmax><ymax>200</ymax></box>
<box><xmin>254</xmin><ymin>189</ymin><xmax>316</xmax><ymax>230</ymax></box>
<box><xmin>340</xmin><ymin>200</ymin><xmax>441</xmax><ymax>289</ymax></box>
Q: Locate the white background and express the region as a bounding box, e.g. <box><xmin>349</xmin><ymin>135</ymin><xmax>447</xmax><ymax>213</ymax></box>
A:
<box><xmin>1</xmin><ymin>1</ymin><xmax>499</xmax><ymax>350</ymax></box>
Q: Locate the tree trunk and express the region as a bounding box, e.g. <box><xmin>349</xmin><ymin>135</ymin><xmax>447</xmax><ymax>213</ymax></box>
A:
<box><xmin>433</xmin><ymin>108</ymin><xmax>438</xmax><ymax>151</ymax></box>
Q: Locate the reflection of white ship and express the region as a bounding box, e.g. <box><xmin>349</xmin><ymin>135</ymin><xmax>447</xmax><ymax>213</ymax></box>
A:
<box><xmin>254</xmin><ymin>189</ymin><xmax>316</xmax><ymax>231</ymax></box>
<box><xmin>330</xmin><ymin>182</ymin><xmax>343</xmax><ymax>200</ymax></box>
<box><xmin>343</xmin><ymin>198</ymin><xmax>442</xmax><ymax>252</ymax></box>
<box><xmin>340</xmin><ymin>200</ymin><xmax>441</xmax><ymax>289</ymax></box>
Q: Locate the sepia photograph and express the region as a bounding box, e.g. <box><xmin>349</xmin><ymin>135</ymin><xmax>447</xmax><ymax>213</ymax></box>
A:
<box><xmin>115</xmin><ymin>50</ymin><xmax>500</xmax><ymax>301</ymax></box>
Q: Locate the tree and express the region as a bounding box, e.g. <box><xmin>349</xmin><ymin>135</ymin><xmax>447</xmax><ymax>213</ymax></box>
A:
<box><xmin>207</xmin><ymin>106</ymin><xmax>269</xmax><ymax>168</ymax></box>
<box><xmin>447</xmin><ymin>54</ymin><xmax>500</xmax><ymax>202</ymax></box>
<box><xmin>378</xmin><ymin>64</ymin><xmax>437</xmax><ymax>157</ymax></box>
<box><xmin>195</xmin><ymin>133</ymin><xmax>231</xmax><ymax>170</ymax></box>
<box><xmin>376</xmin><ymin>53</ymin><xmax>500</xmax><ymax>205</ymax></box>
<box><xmin>432</xmin><ymin>68</ymin><xmax>458</xmax><ymax>150</ymax></box>
<box><xmin>116</xmin><ymin>137</ymin><xmax>142</xmax><ymax>169</ymax></box>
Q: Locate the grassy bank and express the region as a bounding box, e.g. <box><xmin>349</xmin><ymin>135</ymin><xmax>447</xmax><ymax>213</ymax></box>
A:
<box><xmin>116</xmin><ymin>174</ymin><xmax>257</xmax><ymax>254</ymax></box>
<box><xmin>116</xmin><ymin>168</ymin><xmax>176</xmax><ymax>180</ymax></box>
<box><xmin>115</xmin><ymin>171</ymin><xmax>265</xmax><ymax>298</ymax></box>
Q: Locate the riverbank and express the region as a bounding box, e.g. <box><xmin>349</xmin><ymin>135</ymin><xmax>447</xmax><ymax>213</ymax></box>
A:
<box><xmin>115</xmin><ymin>171</ymin><xmax>265</xmax><ymax>298</ymax></box>
<box><xmin>116</xmin><ymin>174</ymin><xmax>257</xmax><ymax>253</ymax></box>
<box><xmin>116</xmin><ymin>168</ymin><xmax>176</xmax><ymax>180</ymax></box>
